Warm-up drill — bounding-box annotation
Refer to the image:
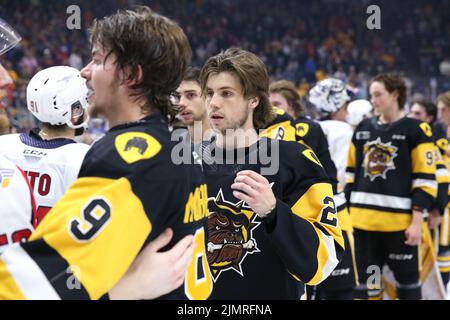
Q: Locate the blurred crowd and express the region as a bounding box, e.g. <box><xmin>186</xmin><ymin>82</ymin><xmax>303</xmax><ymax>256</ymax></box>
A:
<box><xmin>0</xmin><ymin>0</ymin><xmax>449</xmax><ymax>133</ymax></box>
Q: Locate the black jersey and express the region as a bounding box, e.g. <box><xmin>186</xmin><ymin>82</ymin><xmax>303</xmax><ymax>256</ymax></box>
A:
<box><xmin>202</xmin><ymin>137</ymin><xmax>344</xmax><ymax>299</ymax></box>
<box><xmin>431</xmin><ymin>122</ymin><xmax>449</xmax><ymax>214</ymax></box>
<box><xmin>0</xmin><ymin>114</ymin><xmax>212</xmax><ymax>300</ymax></box>
<box><xmin>346</xmin><ymin>116</ymin><xmax>437</xmax><ymax>232</ymax></box>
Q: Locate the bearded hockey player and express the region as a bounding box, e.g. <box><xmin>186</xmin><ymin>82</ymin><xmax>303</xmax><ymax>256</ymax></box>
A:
<box><xmin>199</xmin><ymin>48</ymin><xmax>344</xmax><ymax>299</ymax></box>
<box><xmin>0</xmin><ymin>7</ymin><xmax>212</xmax><ymax>300</ymax></box>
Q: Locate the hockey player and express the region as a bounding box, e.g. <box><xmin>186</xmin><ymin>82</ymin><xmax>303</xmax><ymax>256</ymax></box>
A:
<box><xmin>284</xmin><ymin>78</ymin><xmax>356</xmax><ymax>300</ymax></box>
<box><xmin>199</xmin><ymin>48</ymin><xmax>344</xmax><ymax>299</ymax></box>
<box><xmin>0</xmin><ymin>155</ymin><xmax>36</xmax><ymax>254</ymax></box>
<box><xmin>346</xmin><ymin>73</ymin><xmax>437</xmax><ymax>300</ymax></box>
<box><xmin>172</xmin><ymin>66</ymin><xmax>211</xmax><ymax>144</ymax></box>
<box><xmin>309</xmin><ymin>78</ymin><xmax>354</xmax><ymax>189</ymax></box>
<box><xmin>409</xmin><ymin>100</ymin><xmax>448</xmax><ymax>230</ymax></box>
<box><xmin>0</xmin><ymin>19</ymin><xmax>36</xmax><ymax>253</ymax></box>
<box><xmin>436</xmin><ymin>92</ymin><xmax>450</xmax><ymax>291</ymax></box>
<box><xmin>0</xmin><ymin>66</ymin><xmax>91</xmax><ymax>227</ymax></box>
<box><xmin>268</xmin><ymin>80</ymin><xmax>338</xmax><ymax>184</ymax></box>
<box><xmin>0</xmin><ymin>7</ymin><xmax>211</xmax><ymax>300</ymax></box>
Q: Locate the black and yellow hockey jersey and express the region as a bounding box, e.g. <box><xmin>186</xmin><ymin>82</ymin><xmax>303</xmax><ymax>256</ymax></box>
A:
<box><xmin>431</xmin><ymin>122</ymin><xmax>449</xmax><ymax>215</ymax></box>
<box><xmin>294</xmin><ymin>116</ymin><xmax>352</xmax><ymax>233</ymax></box>
<box><xmin>0</xmin><ymin>114</ymin><xmax>212</xmax><ymax>300</ymax></box>
<box><xmin>260</xmin><ymin>108</ymin><xmax>338</xmax><ymax>189</ymax></box>
<box><xmin>433</xmin><ymin>122</ymin><xmax>450</xmax><ymax>249</ymax></box>
<box><xmin>259</xmin><ymin>107</ymin><xmax>296</xmax><ymax>141</ymax></box>
<box><xmin>346</xmin><ymin>116</ymin><xmax>437</xmax><ymax>232</ymax></box>
<box><xmin>201</xmin><ymin>137</ymin><xmax>344</xmax><ymax>299</ymax></box>
<box><xmin>260</xmin><ymin>109</ymin><xmax>351</xmax><ymax>232</ymax></box>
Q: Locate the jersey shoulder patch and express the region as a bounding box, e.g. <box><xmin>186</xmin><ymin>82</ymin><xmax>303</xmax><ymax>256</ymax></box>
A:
<box><xmin>419</xmin><ymin>122</ymin><xmax>433</xmax><ymax>137</ymax></box>
<box><xmin>115</xmin><ymin>132</ymin><xmax>162</xmax><ymax>164</ymax></box>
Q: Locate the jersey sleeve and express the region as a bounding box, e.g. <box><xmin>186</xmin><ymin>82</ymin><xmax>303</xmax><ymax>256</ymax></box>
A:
<box><xmin>264</xmin><ymin>142</ymin><xmax>344</xmax><ymax>286</ymax></box>
<box><xmin>298</xmin><ymin>120</ymin><xmax>339</xmax><ymax>193</ymax></box>
<box><xmin>410</xmin><ymin>122</ymin><xmax>438</xmax><ymax>211</ymax></box>
<box><xmin>0</xmin><ymin>133</ymin><xmax>209</xmax><ymax>300</ymax></box>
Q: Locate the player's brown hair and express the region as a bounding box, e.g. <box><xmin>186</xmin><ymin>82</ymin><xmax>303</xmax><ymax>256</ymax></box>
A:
<box><xmin>200</xmin><ymin>48</ymin><xmax>275</xmax><ymax>130</ymax></box>
<box><xmin>370</xmin><ymin>73</ymin><xmax>407</xmax><ymax>110</ymax></box>
<box><xmin>437</xmin><ymin>92</ymin><xmax>450</xmax><ymax>109</ymax></box>
<box><xmin>269</xmin><ymin>80</ymin><xmax>304</xmax><ymax>118</ymax></box>
<box><xmin>89</xmin><ymin>6</ymin><xmax>192</xmax><ymax>119</ymax></box>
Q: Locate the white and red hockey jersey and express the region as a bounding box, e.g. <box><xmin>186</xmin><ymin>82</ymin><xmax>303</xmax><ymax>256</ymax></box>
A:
<box><xmin>0</xmin><ymin>129</ymin><xmax>89</xmax><ymax>225</ymax></box>
<box><xmin>0</xmin><ymin>155</ymin><xmax>35</xmax><ymax>253</ymax></box>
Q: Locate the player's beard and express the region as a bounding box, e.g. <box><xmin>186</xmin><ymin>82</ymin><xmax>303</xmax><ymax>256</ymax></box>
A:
<box><xmin>220</xmin><ymin>108</ymin><xmax>249</xmax><ymax>136</ymax></box>
<box><xmin>88</xmin><ymin>78</ymin><xmax>120</xmax><ymax>119</ymax></box>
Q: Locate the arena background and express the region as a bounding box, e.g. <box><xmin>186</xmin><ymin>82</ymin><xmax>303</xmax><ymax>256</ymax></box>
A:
<box><xmin>0</xmin><ymin>0</ymin><xmax>450</xmax><ymax>300</ymax></box>
<box><xmin>0</xmin><ymin>0</ymin><xmax>449</xmax><ymax>134</ymax></box>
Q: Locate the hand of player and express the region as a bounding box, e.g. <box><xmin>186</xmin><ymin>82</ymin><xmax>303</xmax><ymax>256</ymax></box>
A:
<box><xmin>231</xmin><ymin>170</ymin><xmax>276</xmax><ymax>218</ymax></box>
<box><xmin>428</xmin><ymin>209</ymin><xmax>442</xmax><ymax>230</ymax></box>
<box><xmin>404</xmin><ymin>210</ymin><xmax>423</xmax><ymax>246</ymax></box>
<box><xmin>109</xmin><ymin>228</ymin><xmax>195</xmax><ymax>300</ymax></box>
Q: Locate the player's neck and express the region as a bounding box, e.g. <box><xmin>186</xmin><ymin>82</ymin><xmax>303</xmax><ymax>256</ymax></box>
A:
<box><xmin>379</xmin><ymin>108</ymin><xmax>404</xmax><ymax>124</ymax></box>
<box><xmin>108</xmin><ymin>100</ymin><xmax>155</xmax><ymax>128</ymax></box>
<box><xmin>215</xmin><ymin>128</ymin><xmax>258</xmax><ymax>150</ymax></box>
<box><xmin>39</xmin><ymin>127</ymin><xmax>75</xmax><ymax>140</ymax></box>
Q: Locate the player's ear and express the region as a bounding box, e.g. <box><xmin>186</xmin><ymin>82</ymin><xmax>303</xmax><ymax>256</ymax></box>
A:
<box><xmin>391</xmin><ymin>90</ymin><xmax>399</xmax><ymax>100</ymax></box>
<box><xmin>122</xmin><ymin>64</ymin><xmax>143</xmax><ymax>88</ymax></box>
<box><xmin>248</xmin><ymin>96</ymin><xmax>260</xmax><ymax>110</ymax></box>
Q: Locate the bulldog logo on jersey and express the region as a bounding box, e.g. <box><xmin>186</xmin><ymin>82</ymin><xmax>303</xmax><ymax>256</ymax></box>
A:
<box><xmin>363</xmin><ymin>137</ymin><xmax>398</xmax><ymax>181</ymax></box>
<box><xmin>115</xmin><ymin>132</ymin><xmax>161</xmax><ymax>164</ymax></box>
<box><xmin>206</xmin><ymin>189</ymin><xmax>260</xmax><ymax>281</ymax></box>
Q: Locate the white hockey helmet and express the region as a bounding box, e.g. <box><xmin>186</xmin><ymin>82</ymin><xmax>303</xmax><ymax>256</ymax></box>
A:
<box><xmin>308</xmin><ymin>78</ymin><xmax>351</xmax><ymax>113</ymax></box>
<box><xmin>346</xmin><ymin>99</ymin><xmax>373</xmax><ymax>126</ymax></box>
<box><xmin>26</xmin><ymin>66</ymin><xmax>89</xmax><ymax>129</ymax></box>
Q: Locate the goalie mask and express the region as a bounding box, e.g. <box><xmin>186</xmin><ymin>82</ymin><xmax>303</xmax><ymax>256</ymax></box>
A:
<box><xmin>308</xmin><ymin>78</ymin><xmax>351</xmax><ymax>114</ymax></box>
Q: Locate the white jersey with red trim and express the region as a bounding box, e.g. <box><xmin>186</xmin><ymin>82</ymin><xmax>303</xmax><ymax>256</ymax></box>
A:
<box><xmin>0</xmin><ymin>155</ymin><xmax>35</xmax><ymax>253</ymax></box>
<box><xmin>0</xmin><ymin>130</ymin><xmax>89</xmax><ymax>225</ymax></box>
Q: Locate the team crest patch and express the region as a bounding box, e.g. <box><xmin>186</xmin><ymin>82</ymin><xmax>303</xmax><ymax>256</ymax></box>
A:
<box><xmin>363</xmin><ymin>137</ymin><xmax>398</xmax><ymax>181</ymax></box>
<box><xmin>206</xmin><ymin>189</ymin><xmax>260</xmax><ymax>281</ymax></box>
<box><xmin>115</xmin><ymin>132</ymin><xmax>161</xmax><ymax>164</ymax></box>
<box><xmin>0</xmin><ymin>168</ymin><xmax>14</xmax><ymax>188</ymax></box>
<box><xmin>296</xmin><ymin>123</ymin><xmax>310</xmax><ymax>138</ymax></box>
